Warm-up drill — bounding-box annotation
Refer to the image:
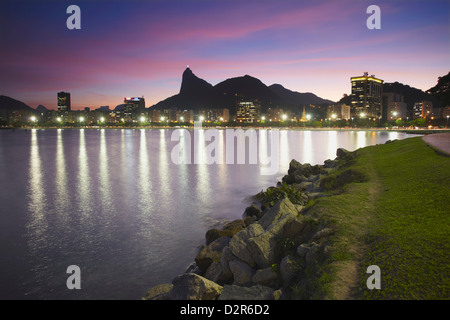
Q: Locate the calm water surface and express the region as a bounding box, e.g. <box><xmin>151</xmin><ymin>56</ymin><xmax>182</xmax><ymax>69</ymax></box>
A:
<box><xmin>0</xmin><ymin>128</ymin><xmax>420</xmax><ymax>299</ymax></box>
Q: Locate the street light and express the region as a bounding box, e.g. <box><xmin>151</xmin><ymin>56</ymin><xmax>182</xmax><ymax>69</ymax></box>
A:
<box><xmin>261</xmin><ymin>116</ymin><xmax>266</xmax><ymax>121</ymax></box>
<box><xmin>306</xmin><ymin>114</ymin><xmax>311</xmax><ymax>121</ymax></box>
<box><xmin>282</xmin><ymin>114</ymin><xmax>287</xmax><ymax>121</ymax></box>
<box><xmin>100</xmin><ymin>117</ymin><xmax>105</xmax><ymax>123</ymax></box>
<box><xmin>199</xmin><ymin>116</ymin><xmax>205</xmax><ymax>122</ymax></box>
<box><xmin>30</xmin><ymin>116</ymin><xmax>37</xmax><ymax>122</ymax></box>
<box><xmin>447</xmin><ymin>115</ymin><xmax>449</xmax><ymax>128</ymax></box>
<box><xmin>140</xmin><ymin>116</ymin><xmax>146</xmax><ymax>122</ymax></box>
<box><xmin>360</xmin><ymin>113</ymin><xmax>366</xmax><ymax>118</ymax></box>
<box><xmin>392</xmin><ymin>111</ymin><xmax>398</xmax><ymax>120</ymax></box>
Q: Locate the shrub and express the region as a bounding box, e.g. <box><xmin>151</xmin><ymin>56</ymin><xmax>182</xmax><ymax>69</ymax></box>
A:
<box><xmin>255</xmin><ymin>183</ymin><xmax>308</xmax><ymax>207</ymax></box>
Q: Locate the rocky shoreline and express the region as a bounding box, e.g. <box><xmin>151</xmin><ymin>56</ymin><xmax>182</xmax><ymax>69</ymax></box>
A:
<box><xmin>143</xmin><ymin>148</ymin><xmax>357</xmax><ymax>300</ymax></box>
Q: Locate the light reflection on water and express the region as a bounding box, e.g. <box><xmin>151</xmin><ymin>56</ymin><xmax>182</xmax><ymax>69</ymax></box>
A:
<box><xmin>0</xmin><ymin>128</ymin><xmax>421</xmax><ymax>299</ymax></box>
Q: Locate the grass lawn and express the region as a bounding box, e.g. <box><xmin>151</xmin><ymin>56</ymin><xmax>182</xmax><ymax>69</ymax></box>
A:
<box><xmin>309</xmin><ymin>136</ymin><xmax>449</xmax><ymax>299</ymax></box>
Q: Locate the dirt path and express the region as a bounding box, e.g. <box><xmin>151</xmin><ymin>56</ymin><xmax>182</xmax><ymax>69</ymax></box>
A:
<box><xmin>330</xmin><ymin>152</ymin><xmax>384</xmax><ymax>300</ymax></box>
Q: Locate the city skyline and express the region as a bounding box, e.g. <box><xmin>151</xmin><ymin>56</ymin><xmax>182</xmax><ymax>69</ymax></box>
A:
<box><xmin>0</xmin><ymin>0</ymin><xmax>449</xmax><ymax>110</ymax></box>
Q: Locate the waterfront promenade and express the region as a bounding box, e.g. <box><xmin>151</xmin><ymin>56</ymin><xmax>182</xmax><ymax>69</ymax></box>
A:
<box><xmin>423</xmin><ymin>133</ymin><xmax>450</xmax><ymax>156</ymax></box>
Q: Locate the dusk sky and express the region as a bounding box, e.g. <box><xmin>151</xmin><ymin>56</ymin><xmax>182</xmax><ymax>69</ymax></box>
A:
<box><xmin>0</xmin><ymin>0</ymin><xmax>449</xmax><ymax>110</ymax></box>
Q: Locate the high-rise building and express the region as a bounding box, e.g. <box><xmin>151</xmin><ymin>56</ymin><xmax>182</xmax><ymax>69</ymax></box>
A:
<box><xmin>413</xmin><ymin>101</ymin><xmax>433</xmax><ymax>119</ymax></box>
<box><xmin>176</xmin><ymin>109</ymin><xmax>194</xmax><ymax>122</ymax></box>
<box><xmin>57</xmin><ymin>92</ymin><xmax>71</xmax><ymax>112</ymax></box>
<box><xmin>123</xmin><ymin>96</ymin><xmax>145</xmax><ymax>121</ymax></box>
<box><xmin>350</xmin><ymin>73</ymin><xmax>384</xmax><ymax>118</ymax></box>
<box><xmin>327</xmin><ymin>104</ymin><xmax>351</xmax><ymax>120</ymax></box>
<box><xmin>236</xmin><ymin>101</ymin><xmax>261</xmax><ymax>123</ymax></box>
<box><xmin>383</xmin><ymin>92</ymin><xmax>407</xmax><ymax>120</ymax></box>
<box><xmin>198</xmin><ymin>108</ymin><xmax>230</xmax><ymax>122</ymax></box>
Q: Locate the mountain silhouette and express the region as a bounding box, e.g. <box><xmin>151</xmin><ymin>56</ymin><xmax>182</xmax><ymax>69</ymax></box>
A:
<box><xmin>0</xmin><ymin>95</ymin><xmax>34</xmax><ymax>111</ymax></box>
<box><xmin>151</xmin><ymin>68</ymin><xmax>334</xmax><ymax>113</ymax></box>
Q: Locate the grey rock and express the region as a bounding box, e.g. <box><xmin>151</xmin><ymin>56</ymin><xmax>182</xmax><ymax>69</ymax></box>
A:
<box><xmin>184</xmin><ymin>262</ymin><xmax>202</xmax><ymax>275</ymax></box>
<box><xmin>305</xmin><ymin>243</ymin><xmax>320</xmax><ymax>265</ymax></box>
<box><xmin>143</xmin><ymin>284</ymin><xmax>173</xmax><ymax>300</ymax></box>
<box><xmin>244</xmin><ymin>204</ymin><xmax>262</xmax><ymax>219</ymax></box>
<box><xmin>195</xmin><ymin>236</ymin><xmax>231</xmax><ymax>273</ymax></box>
<box><xmin>204</xmin><ymin>262</ymin><xmax>225</xmax><ymax>284</ymax></box>
<box><xmin>258</xmin><ymin>197</ymin><xmax>299</xmax><ymax>232</ymax></box>
<box><xmin>311</xmin><ymin>227</ymin><xmax>334</xmax><ymax>242</ymax></box>
<box><xmin>220</xmin><ymin>246</ymin><xmax>235</xmax><ymax>283</ymax></box>
<box><xmin>247</xmin><ymin>231</ymin><xmax>277</xmax><ymax>269</ymax></box>
<box><xmin>280</xmin><ymin>255</ymin><xmax>300</xmax><ymax>287</ymax></box>
<box><xmin>170</xmin><ymin>273</ymin><xmax>223</xmax><ymax>300</ymax></box>
<box><xmin>229</xmin><ymin>260</ymin><xmax>255</xmax><ymax>286</ymax></box>
<box><xmin>252</xmin><ymin>267</ymin><xmax>279</xmax><ymax>288</ymax></box>
<box><xmin>296</xmin><ymin>243</ymin><xmax>310</xmax><ymax>258</ymax></box>
<box><xmin>229</xmin><ymin>223</ymin><xmax>265</xmax><ymax>268</ymax></box>
<box><xmin>205</xmin><ymin>219</ymin><xmax>246</xmax><ymax>245</ymax></box>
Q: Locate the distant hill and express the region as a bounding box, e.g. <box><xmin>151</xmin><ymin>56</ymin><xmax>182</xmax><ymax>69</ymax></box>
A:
<box><xmin>150</xmin><ymin>68</ymin><xmax>334</xmax><ymax>114</ymax></box>
<box><xmin>0</xmin><ymin>95</ymin><xmax>34</xmax><ymax>111</ymax></box>
<box><xmin>426</xmin><ymin>71</ymin><xmax>450</xmax><ymax>107</ymax></box>
<box><xmin>35</xmin><ymin>104</ymin><xmax>48</xmax><ymax>113</ymax></box>
<box><xmin>383</xmin><ymin>82</ymin><xmax>440</xmax><ymax>109</ymax></box>
<box><xmin>338</xmin><ymin>80</ymin><xmax>442</xmax><ymax>110</ymax></box>
<box><xmin>269</xmin><ymin>83</ymin><xmax>335</xmax><ymax>107</ymax></box>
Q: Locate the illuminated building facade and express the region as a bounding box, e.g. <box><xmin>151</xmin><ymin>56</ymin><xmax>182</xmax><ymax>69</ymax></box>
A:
<box><xmin>327</xmin><ymin>104</ymin><xmax>351</xmax><ymax>120</ymax></box>
<box><xmin>57</xmin><ymin>92</ymin><xmax>71</xmax><ymax>113</ymax></box>
<box><xmin>413</xmin><ymin>101</ymin><xmax>433</xmax><ymax>119</ymax></box>
<box><xmin>123</xmin><ymin>96</ymin><xmax>145</xmax><ymax>121</ymax></box>
<box><xmin>236</xmin><ymin>101</ymin><xmax>261</xmax><ymax>123</ymax></box>
<box><xmin>350</xmin><ymin>73</ymin><xmax>384</xmax><ymax>118</ymax></box>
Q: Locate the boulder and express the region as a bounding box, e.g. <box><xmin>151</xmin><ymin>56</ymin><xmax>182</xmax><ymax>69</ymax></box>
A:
<box><xmin>243</xmin><ymin>204</ymin><xmax>262</xmax><ymax>219</ymax></box>
<box><xmin>311</xmin><ymin>164</ymin><xmax>325</xmax><ymax>175</ymax></box>
<box><xmin>143</xmin><ymin>284</ymin><xmax>173</xmax><ymax>300</ymax></box>
<box><xmin>296</xmin><ymin>242</ymin><xmax>320</xmax><ymax>266</ymax></box>
<box><xmin>235</xmin><ymin>197</ymin><xmax>301</xmax><ymax>269</ymax></box>
<box><xmin>296</xmin><ymin>243</ymin><xmax>310</xmax><ymax>258</ymax></box>
<box><xmin>287</xmin><ymin>159</ymin><xmax>302</xmax><ymax>175</ymax></box>
<box><xmin>311</xmin><ymin>227</ymin><xmax>335</xmax><ymax>242</ymax></box>
<box><xmin>204</xmin><ymin>262</ymin><xmax>225</xmax><ymax>284</ymax></box>
<box><xmin>294</xmin><ymin>181</ymin><xmax>313</xmax><ymax>192</ymax></box>
<box><xmin>244</xmin><ymin>215</ymin><xmax>258</xmax><ymax>226</ymax></box>
<box><xmin>218</xmin><ymin>285</ymin><xmax>274</xmax><ymax>300</ymax></box>
<box><xmin>283</xmin><ymin>172</ymin><xmax>307</xmax><ymax>185</ymax></box>
<box><xmin>205</xmin><ymin>219</ymin><xmax>246</xmax><ymax>245</ymax></box>
<box><xmin>247</xmin><ymin>231</ymin><xmax>277</xmax><ymax>269</ymax></box>
<box><xmin>229</xmin><ymin>223</ymin><xmax>265</xmax><ymax>268</ymax></box>
<box><xmin>336</xmin><ymin>148</ymin><xmax>355</xmax><ymax>161</ymax></box>
<box><xmin>205</xmin><ymin>229</ymin><xmax>222</xmax><ymax>246</ymax></box>
<box><xmin>184</xmin><ymin>262</ymin><xmax>202</xmax><ymax>275</ymax></box>
<box><xmin>258</xmin><ymin>197</ymin><xmax>299</xmax><ymax>232</ymax></box>
<box><xmin>195</xmin><ymin>236</ymin><xmax>231</xmax><ymax>273</ymax></box>
<box><xmin>229</xmin><ymin>260</ymin><xmax>256</xmax><ymax>286</ymax></box>
<box><xmin>279</xmin><ymin>255</ymin><xmax>300</xmax><ymax>287</ymax></box>
<box><xmin>323</xmin><ymin>159</ymin><xmax>338</xmax><ymax>168</ymax></box>
<box><xmin>281</xmin><ymin>215</ymin><xmax>309</xmax><ymax>244</ymax></box>
<box><xmin>220</xmin><ymin>246</ymin><xmax>235</xmax><ymax>283</ymax></box>
<box><xmin>252</xmin><ymin>267</ymin><xmax>279</xmax><ymax>288</ymax></box>
<box><xmin>305</xmin><ymin>243</ymin><xmax>320</xmax><ymax>265</ymax></box>
<box><xmin>169</xmin><ymin>273</ymin><xmax>223</xmax><ymax>300</ymax></box>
